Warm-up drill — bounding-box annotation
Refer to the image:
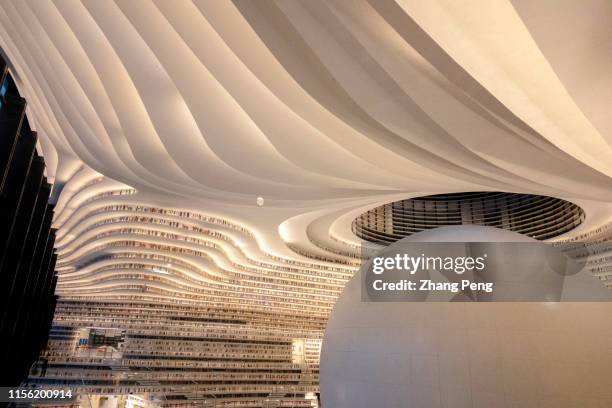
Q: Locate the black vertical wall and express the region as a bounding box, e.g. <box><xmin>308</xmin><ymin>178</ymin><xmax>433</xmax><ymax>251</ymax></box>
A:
<box><xmin>0</xmin><ymin>59</ymin><xmax>58</xmax><ymax>386</ymax></box>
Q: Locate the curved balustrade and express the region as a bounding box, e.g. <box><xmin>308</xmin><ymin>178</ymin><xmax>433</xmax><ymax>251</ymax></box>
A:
<box><xmin>353</xmin><ymin>192</ymin><xmax>585</xmax><ymax>244</ymax></box>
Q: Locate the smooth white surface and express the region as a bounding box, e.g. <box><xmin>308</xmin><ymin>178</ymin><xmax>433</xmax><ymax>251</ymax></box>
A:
<box><xmin>321</xmin><ymin>227</ymin><xmax>612</xmax><ymax>407</ymax></box>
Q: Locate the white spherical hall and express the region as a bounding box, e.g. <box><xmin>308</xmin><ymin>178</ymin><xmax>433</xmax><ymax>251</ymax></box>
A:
<box><xmin>321</xmin><ymin>226</ymin><xmax>612</xmax><ymax>408</ymax></box>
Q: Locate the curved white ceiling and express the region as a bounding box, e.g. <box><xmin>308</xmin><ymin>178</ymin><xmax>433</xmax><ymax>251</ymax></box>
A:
<box><xmin>1</xmin><ymin>0</ymin><xmax>612</xmax><ymax>302</ymax></box>
<box><xmin>2</xmin><ymin>0</ymin><xmax>612</xmax><ymax>201</ymax></box>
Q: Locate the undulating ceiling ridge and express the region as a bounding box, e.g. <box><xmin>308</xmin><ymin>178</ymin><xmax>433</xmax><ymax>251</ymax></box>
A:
<box><xmin>0</xmin><ymin>1</ymin><xmax>612</xmax><ymax>203</ymax></box>
<box><xmin>52</xmin><ymin>169</ymin><xmax>357</xmax><ymax>316</ymax></box>
<box><xmin>0</xmin><ymin>0</ymin><xmax>612</xmax><ymax>303</ymax></box>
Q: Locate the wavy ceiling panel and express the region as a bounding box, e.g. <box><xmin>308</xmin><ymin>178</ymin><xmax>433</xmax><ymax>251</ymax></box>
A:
<box><xmin>0</xmin><ymin>0</ymin><xmax>611</xmax><ymax>311</ymax></box>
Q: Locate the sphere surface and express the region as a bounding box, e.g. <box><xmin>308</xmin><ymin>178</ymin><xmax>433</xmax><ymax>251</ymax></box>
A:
<box><xmin>321</xmin><ymin>226</ymin><xmax>612</xmax><ymax>408</ymax></box>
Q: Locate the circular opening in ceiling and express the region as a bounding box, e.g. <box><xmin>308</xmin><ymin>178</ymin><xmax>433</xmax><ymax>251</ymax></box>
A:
<box><xmin>353</xmin><ymin>192</ymin><xmax>585</xmax><ymax>244</ymax></box>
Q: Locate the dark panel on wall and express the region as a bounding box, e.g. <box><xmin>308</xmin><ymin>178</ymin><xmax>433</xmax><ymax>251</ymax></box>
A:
<box><xmin>0</xmin><ymin>62</ymin><xmax>57</xmax><ymax>386</ymax></box>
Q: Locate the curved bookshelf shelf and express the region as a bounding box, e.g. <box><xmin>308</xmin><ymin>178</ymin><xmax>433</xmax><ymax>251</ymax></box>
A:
<box><xmin>353</xmin><ymin>192</ymin><xmax>585</xmax><ymax>244</ymax></box>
